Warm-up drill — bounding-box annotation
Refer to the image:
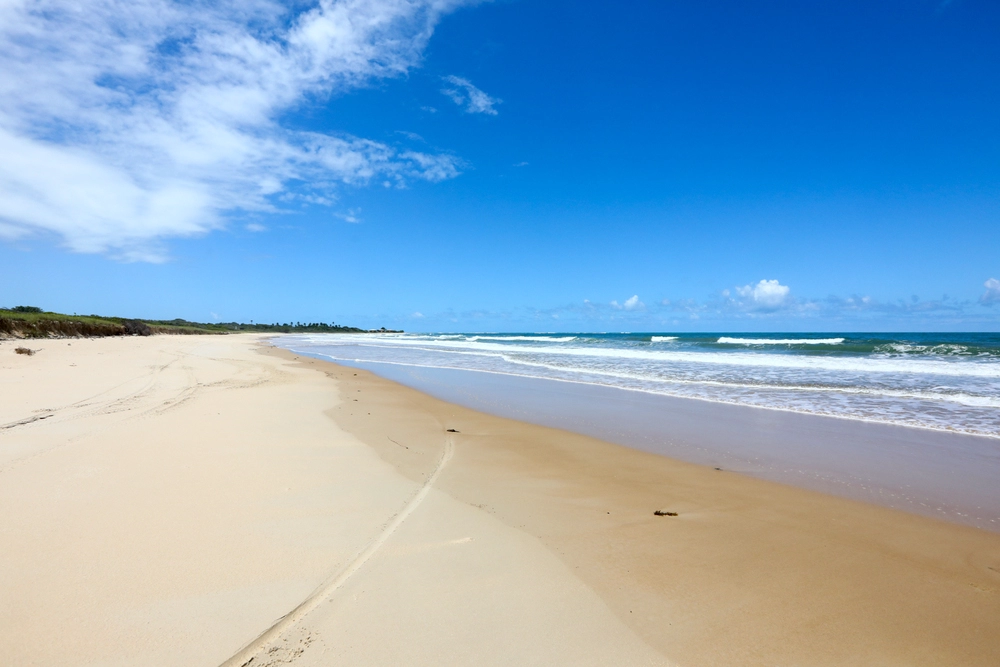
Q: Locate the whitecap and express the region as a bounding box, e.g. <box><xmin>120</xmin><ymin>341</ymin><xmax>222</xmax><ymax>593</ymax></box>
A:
<box><xmin>468</xmin><ymin>335</ymin><xmax>577</xmax><ymax>342</ymax></box>
<box><xmin>718</xmin><ymin>337</ymin><xmax>845</xmax><ymax>345</ymax></box>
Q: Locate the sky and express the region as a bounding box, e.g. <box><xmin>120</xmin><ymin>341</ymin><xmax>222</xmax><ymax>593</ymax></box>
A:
<box><xmin>1</xmin><ymin>0</ymin><xmax>998</xmax><ymax>332</ymax></box>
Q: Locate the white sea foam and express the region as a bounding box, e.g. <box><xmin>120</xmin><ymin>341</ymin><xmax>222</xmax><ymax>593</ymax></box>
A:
<box><xmin>876</xmin><ymin>343</ymin><xmax>973</xmax><ymax>356</ymax></box>
<box><xmin>493</xmin><ymin>355</ymin><xmax>1000</xmax><ymax>408</ymax></box>
<box><xmin>336</xmin><ymin>337</ymin><xmax>1000</xmax><ymax>378</ymax></box>
<box><xmin>283</xmin><ymin>333</ymin><xmax>1000</xmax><ymax>438</ymax></box>
<box><xmin>468</xmin><ymin>335</ymin><xmax>577</xmax><ymax>342</ymax></box>
<box><xmin>718</xmin><ymin>337</ymin><xmax>845</xmax><ymax>345</ymax></box>
<box><xmin>650</xmin><ymin>336</ymin><xmax>678</xmax><ymax>342</ymax></box>
<box><xmin>286</xmin><ymin>345</ymin><xmax>1000</xmax><ymax>438</ymax></box>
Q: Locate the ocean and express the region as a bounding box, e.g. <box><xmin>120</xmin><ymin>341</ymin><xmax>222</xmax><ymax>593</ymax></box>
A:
<box><xmin>280</xmin><ymin>332</ymin><xmax>1000</xmax><ymax>439</ymax></box>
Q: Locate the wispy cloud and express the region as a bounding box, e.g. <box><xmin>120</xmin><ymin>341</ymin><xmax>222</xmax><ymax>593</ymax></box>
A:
<box><xmin>336</xmin><ymin>208</ymin><xmax>362</xmax><ymax>224</ymax></box>
<box><xmin>440</xmin><ymin>75</ymin><xmax>501</xmax><ymax>115</ymax></box>
<box><xmin>0</xmin><ymin>0</ymin><xmax>469</xmax><ymax>260</ymax></box>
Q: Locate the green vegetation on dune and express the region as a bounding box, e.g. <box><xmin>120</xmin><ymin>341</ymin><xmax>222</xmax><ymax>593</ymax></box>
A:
<box><xmin>1</xmin><ymin>309</ymin><xmax>144</xmax><ymax>338</ymax></box>
<box><xmin>0</xmin><ymin>307</ymin><xmax>398</xmax><ymax>339</ymax></box>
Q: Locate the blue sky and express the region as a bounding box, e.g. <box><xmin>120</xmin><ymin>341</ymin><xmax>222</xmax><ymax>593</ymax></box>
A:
<box><xmin>1</xmin><ymin>0</ymin><xmax>998</xmax><ymax>331</ymax></box>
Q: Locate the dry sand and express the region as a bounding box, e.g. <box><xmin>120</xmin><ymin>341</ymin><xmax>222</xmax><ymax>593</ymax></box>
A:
<box><xmin>1</xmin><ymin>334</ymin><xmax>998</xmax><ymax>666</ymax></box>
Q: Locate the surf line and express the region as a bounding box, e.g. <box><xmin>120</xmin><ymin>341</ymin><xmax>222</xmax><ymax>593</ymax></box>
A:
<box><xmin>219</xmin><ymin>435</ymin><xmax>456</xmax><ymax>667</ymax></box>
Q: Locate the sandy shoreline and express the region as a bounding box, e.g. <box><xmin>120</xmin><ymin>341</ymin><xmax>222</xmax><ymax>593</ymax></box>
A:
<box><xmin>318</xmin><ymin>359</ymin><xmax>1000</xmax><ymax>531</ymax></box>
<box><xmin>2</xmin><ymin>335</ymin><xmax>999</xmax><ymax>665</ymax></box>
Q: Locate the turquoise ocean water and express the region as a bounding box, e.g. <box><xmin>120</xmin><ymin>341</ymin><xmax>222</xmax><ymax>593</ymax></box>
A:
<box><xmin>282</xmin><ymin>332</ymin><xmax>1000</xmax><ymax>438</ymax></box>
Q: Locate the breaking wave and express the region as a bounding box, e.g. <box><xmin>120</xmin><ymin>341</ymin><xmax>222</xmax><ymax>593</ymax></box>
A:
<box><xmin>717</xmin><ymin>337</ymin><xmax>845</xmax><ymax>345</ymax></box>
<box><xmin>281</xmin><ymin>331</ymin><xmax>1000</xmax><ymax>438</ymax></box>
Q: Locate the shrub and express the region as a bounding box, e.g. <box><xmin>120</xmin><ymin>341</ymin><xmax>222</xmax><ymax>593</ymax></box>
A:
<box><xmin>123</xmin><ymin>320</ymin><xmax>152</xmax><ymax>336</ymax></box>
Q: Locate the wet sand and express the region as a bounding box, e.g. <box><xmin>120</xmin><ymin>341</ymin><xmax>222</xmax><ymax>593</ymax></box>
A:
<box><xmin>302</xmin><ymin>349</ymin><xmax>1000</xmax><ymax>666</ymax></box>
<box><xmin>2</xmin><ymin>334</ymin><xmax>999</xmax><ymax>666</ymax></box>
<box><xmin>311</xmin><ymin>360</ymin><xmax>1000</xmax><ymax>531</ymax></box>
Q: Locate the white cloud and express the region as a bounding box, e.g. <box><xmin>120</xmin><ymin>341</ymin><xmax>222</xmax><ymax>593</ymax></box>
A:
<box><xmin>440</xmin><ymin>75</ymin><xmax>500</xmax><ymax>115</ymax></box>
<box><xmin>245</xmin><ymin>222</ymin><xmax>266</xmax><ymax>232</ymax></box>
<box><xmin>0</xmin><ymin>0</ymin><xmax>469</xmax><ymax>260</ymax></box>
<box><xmin>611</xmin><ymin>294</ymin><xmax>644</xmax><ymax>310</ymax></box>
<box><xmin>981</xmin><ymin>278</ymin><xmax>1000</xmax><ymax>306</ymax></box>
<box><xmin>736</xmin><ymin>279</ymin><xmax>790</xmax><ymax>308</ymax></box>
<box><xmin>411</xmin><ymin>311</ymin><xmax>424</xmax><ymax>318</ymax></box>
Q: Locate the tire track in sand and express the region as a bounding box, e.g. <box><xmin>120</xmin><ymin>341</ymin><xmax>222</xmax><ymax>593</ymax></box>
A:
<box><xmin>0</xmin><ymin>356</ymin><xmax>177</xmax><ymax>432</ymax></box>
<box><xmin>219</xmin><ymin>435</ymin><xmax>456</xmax><ymax>667</ymax></box>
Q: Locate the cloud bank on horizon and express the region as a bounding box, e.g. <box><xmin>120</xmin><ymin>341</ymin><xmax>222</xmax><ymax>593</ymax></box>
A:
<box><xmin>0</xmin><ymin>0</ymin><xmax>471</xmax><ymax>260</ymax></box>
<box><xmin>409</xmin><ymin>273</ymin><xmax>999</xmax><ymax>328</ymax></box>
<box><xmin>429</xmin><ymin>275</ymin><xmax>995</xmax><ymax>329</ymax></box>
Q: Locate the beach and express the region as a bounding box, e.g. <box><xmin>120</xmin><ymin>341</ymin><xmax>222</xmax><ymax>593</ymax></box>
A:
<box><xmin>2</xmin><ymin>334</ymin><xmax>999</xmax><ymax>666</ymax></box>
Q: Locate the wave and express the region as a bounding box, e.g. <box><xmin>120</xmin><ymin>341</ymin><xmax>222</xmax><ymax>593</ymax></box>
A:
<box><xmin>718</xmin><ymin>337</ymin><xmax>845</xmax><ymax>345</ymax></box>
<box><xmin>494</xmin><ymin>355</ymin><xmax>1000</xmax><ymax>408</ymax></box>
<box><xmin>284</xmin><ymin>347</ymin><xmax>1000</xmax><ymax>439</ymax></box>
<box><xmin>874</xmin><ymin>343</ymin><xmax>980</xmax><ymax>356</ymax></box>
<box><xmin>468</xmin><ymin>335</ymin><xmax>577</xmax><ymax>342</ymax></box>
<box><xmin>337</xmin><ymin>338</ymin><xmax>1000</xmax><ymax>379</ymax></box>
<box><xmin>650</xmin><ymin>336</ymin><xmax>678</xmax><ymax>342</ymax></box>
<box><xmin>386</xmin><ymin>334</ymin><xmax>579</xmax><ymax>343</ymax></box>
